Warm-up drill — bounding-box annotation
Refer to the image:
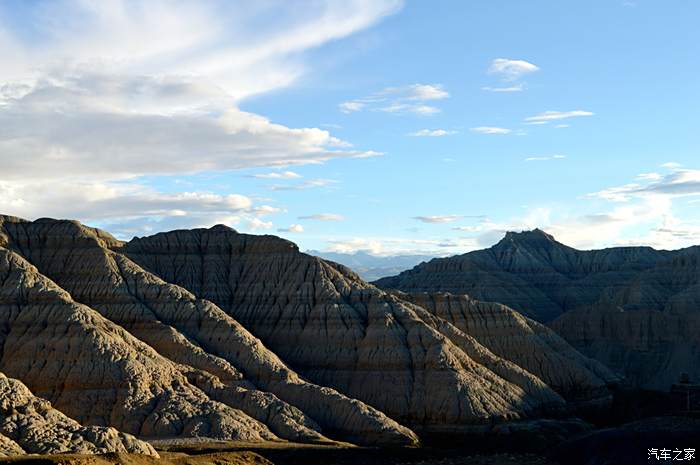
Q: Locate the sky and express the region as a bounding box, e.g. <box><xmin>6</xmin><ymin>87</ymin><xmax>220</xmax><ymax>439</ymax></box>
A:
<box><xmin>1</xmin><ymin>0</ymin><xmax>699</xmax><ymax>256</ymax></box>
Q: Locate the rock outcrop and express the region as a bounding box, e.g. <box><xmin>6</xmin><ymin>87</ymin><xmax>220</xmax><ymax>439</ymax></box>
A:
<box><xmin>0</xmin><ymin>243</ymin><xmax>278</xmax><ymax>444</ymax></box>
<box><xmin>121</xmin><ymin>225</ymin><xmax>611</xmax><ymax>433</ymax></box>
<box><xmin>393</xmin><ymin>292</ymin><xmax>618</xmax><ymax>401</ymax></box>
<box><xmin>375</xmin><ymin>229</ymin><xmax>670</xmax><ymax>322</ymax></box>
<box><xmin>0</xmin><ymin>216</ymin><xmax>633</xmax><ymax>449</ymax></box>
<box><xmin>376</xmin><ymin>229</ymin><xmax>700</xmax><ymax>390</ymax></box>
<box><xmin>0</xmin><ymin>215</ymin><xmax>416</xmax><ymax>447</ymax></box>
<box><xmin>0</xmin><ymin>372</ymin><xmax>157</xmax><ymax>456</ymax></box>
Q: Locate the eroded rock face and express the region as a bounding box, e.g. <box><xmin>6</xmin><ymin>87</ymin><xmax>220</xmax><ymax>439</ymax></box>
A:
<box><xmin>394</xmin><ymin>292</ymin><xmax>618</xmax><ymax>401</ymax></box>
<box><xmin>0</xmin><ymin>372</ymin><xmax>157</xmax><ymax>456</ymax></box>
<box><xmin>0</xmin><ymin>216</ymin><xmax>417</xmax><ymax>447</ymax></box>
<box><xmin>122</xmin><ymin>226</ymin><xmax>577</xmax><ymax>433</ymax></box>
<box><xmin>0</xmin><ymin>243</ymin><xmax>277</xmax><ymax>444</ymax></box>
<box><xmin>376</xmin><ymin>229</ymin><xmax>700</xmax><ymax>390</ymax></box>
<box><xmin>375</xmin><ymin>229</ymin><xmax>670</xmax><ymax>323</ymax></box>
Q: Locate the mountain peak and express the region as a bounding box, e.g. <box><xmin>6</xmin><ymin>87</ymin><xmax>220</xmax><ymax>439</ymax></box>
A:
<box><xmin>497</xmin><ymin>228</ymin><xmax>560</xmax><ymax>249</ymax></box>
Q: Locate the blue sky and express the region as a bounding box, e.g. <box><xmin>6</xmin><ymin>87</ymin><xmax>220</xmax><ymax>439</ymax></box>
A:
<box><xmin>1</xmin><ymin>0</ymin><xmax>699</xmax><ymax>254</ymax></box>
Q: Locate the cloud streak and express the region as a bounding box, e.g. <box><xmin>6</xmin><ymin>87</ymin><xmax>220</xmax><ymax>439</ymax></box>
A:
<box><xmin>413</xmin><ymin>215</ymin><xmax>462</xmax><ymax>224</ymax></box>
<box><xmin>339</xmin><ymin>83</ymin><xmax>448</xmax><ymax>116</ymax></box>
<box><xmin>0</xmin><ymin>0</ymin><xmax>399</xmax><ymax>234</ymax></box>
<box><xmin>488</xmin><ymin>58</ymin><xmax>540</xmax><ymax>81</ymax></box>
<box><xmin>298</xmin><ymin>213</ymin><xmax>345</xmax><ymax>221</ymax></box>
<box><xmin>408</xmin><ymin>129</ymin><xmax>456</xmax><ymax>137</ymax></box>
<box><xmin>470</xmin><ymin>126</ymin><xmax>511</xmax><ymax>135</ymax></box>
<box><xmin>525</xmin><ymin>110</ymin><xmax>594</xmax><ymax>124</ymax></box>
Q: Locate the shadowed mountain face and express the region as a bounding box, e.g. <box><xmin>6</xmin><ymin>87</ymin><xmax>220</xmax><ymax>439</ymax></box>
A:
<box><xmin>375</xmin><ymin>229</ymin><xmax>671</xmax><ymax>322</ymax></box>
<box><xmin>122</xmin><ymin>225</ymin><xmax>618</xmax><ymax>432</ymax></box>
<box><xmin>0</xmin><ymin>216</ymin><xmax>620</xmax><ymax>455</ymax></box>
<box><xmin>375</xmin><ymin>229</ymin><xmax>700</xmax><ymax>390</ymax></box>
<box><xmin>0</xmin><ymin>372</ymin><xmax>157</xmax><ymax>457</ymax></box>
<box><xmin>0</xmin><ymin>215</ymin><xmax>417</xmax><ymax>449</ymax></box>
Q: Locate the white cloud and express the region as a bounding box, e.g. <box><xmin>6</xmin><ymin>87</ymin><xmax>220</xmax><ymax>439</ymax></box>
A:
<box><xmin>298</xmin><ymin>213</ymin><xmax>345</xmax><ymax>221</ymax></box>
<box><xmin>380</xmin><ymin>84</ymin><xmax>449</xmax><ymax>101</ymax></box>
<box><xmin>408</xmin><ymin>129</ymin><xmax>456</xmax><ymax>137</ymax></box>
<box><xmin>250</xmin><ymin>171</ymin><xmax>301</xmax><ymax>179</ymax></box>
<box><xmin>525</xmin><ymin>155</ymin><xmax>566</xmax><ymax>161</ymax></box>
<box><xmin>488</xmin><ymin>58</ymin><xmax>539</xmax><ymax>81</ymax></box>
<box><xmin>0</xmin><ymin>0</ymin><xmax>400</xmax><ymax>231</ymax></box>
<box><xmin>591</xmin><ymin>169</ymin><xmax>700</xmax><ymax>202</ymax></box>
<box><xmin>268</xmin><ymin>178</ymin><xmax>338</xmax><ymax>191</ymax></box>
<box><xmin>0</xmin><ymin>178</ymin><xmax>281</xmax><ymax>239</ymax></box>
<box><xmin>413</xmin><ymin>215</ymin><xmax>462</xmax><ymax>224</ymax></box>
<box><xmin>524</xmin><ymin>110</ymin><xmax>594</xmax><ymax>124</ymax></box>
<box><xmin>339</xmin><ymin>83</ymin><xmax>448</xmax><ymax>116</ymax></box>
<box><xmin>661</xmin><ymin>162</ymin><xmax>682</xmax><ymax>169</ymax></box>
<box><xmin>339</xmin><ymin>101</ymin><xmax>366</xmax><ymax>113</ymax></box>
<box><xmin>481</xmin><ymin>84</ymin><xmax>524</xmax><ymax>93</ymax></box>
<box><xmin>379</xmin><ymin>103</ymin><xmax>441</xmax><ymax>115</ymax></box>
<box><xmin>636</xmin><ymin>172</ymin><xmax>662</xmax><ymax>181</ymax></box>
<box><xmin>250</xmin><ymin>205</ymin><xmax>283</xmax><ymax>216</ymax></box>
<box><xmin>452</xmin><ymin>225</ymin><xmax>484</xmax><ymax>232</ymax></box>
<box><xmin>278</xmin><ymin>224</ymin><xmax>304</xmax><ymax>233</ymax></box>
<box><xmin>470</xmin><ymin>126</ymin><xmax>512</xmax><ymax>135</ymax></box>
<box><xmin>247</xmin><ymin>217</ymin><xmax>273</xmax><ymax>231</ymax></box>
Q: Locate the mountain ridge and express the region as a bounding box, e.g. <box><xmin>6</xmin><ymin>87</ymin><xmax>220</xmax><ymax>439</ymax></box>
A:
<box><xmin>375</xmin><ymin>229</ymin><xmax>699</xmax><ymax>389</ymax></box>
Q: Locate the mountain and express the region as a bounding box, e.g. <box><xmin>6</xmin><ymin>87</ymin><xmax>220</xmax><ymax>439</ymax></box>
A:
<box><xmin>307</xmin><ymin>250</ymin><xmax>435</xmax><ymax>281</ymax></box>
<box><xmin>375</xmin><ymin>229</ymin><xmax>700</xmax><ymax>389</ymax></box>
<box><xmin>122</xmin><ymin>225</ymin><xmax>617</xmax><ymax>432</ymax></box>
<box><xmin>0</xmin><ymin>216</ymin><xmax>621</xmax><ymax>456</ymax></box>
<box><xmin>0</xmin><ymin>372</ymin><xmax>157</xmax><ymax>456</ymax></box>
<box><xmin>376</xmin><ymin>229</ymin><xmax>670</xmax><ymax>322</ymax></box>
<box><xmin>0</xmin><ymin>215</ymin><xmax>416</xmax><ymax>449</ymax></box>
<box><xmin>390</xmin><ymin>291</ymin><xmax>618</xmax><ymax>402</ymax></box>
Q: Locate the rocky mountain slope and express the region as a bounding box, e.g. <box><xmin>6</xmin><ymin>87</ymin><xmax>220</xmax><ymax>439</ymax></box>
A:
<box><xmin>0</xmin><ymin>216</ymin><xmax>623</xmax><ymax>455</ymax></box>
<box><xmin>0</xmin><ymin>373</ymin><xmax>157</xmax><ymax>457</ymax></box>
<box><xmin>376</xmin><ymin>229</ymin><xmax>700</xmax><ymax>389</ymax></box>
<box><xmin>122</xmin><ymin>225</ymin><xmax>617</xmax><ymax>432</ymax></box>
<box><xmin>0</xmin><ymin>215</ymin><xmax>417</xmax><ymax>451</ymax></box>
<box><xmin>390</xmin><ymin>292</ymin><xmax>618</xmax><ymax>402</ymax></box>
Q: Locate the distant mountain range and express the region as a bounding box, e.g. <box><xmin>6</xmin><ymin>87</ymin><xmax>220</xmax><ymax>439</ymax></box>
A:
<box><xmin>375</xmin><ymin>228</ymin><xmax>700</xmax><ymax>390</ymax></box>
<box><xmin>307</xmin><ymin>250</ymin><xmax>435</xmax><ymax>281</ymax></box>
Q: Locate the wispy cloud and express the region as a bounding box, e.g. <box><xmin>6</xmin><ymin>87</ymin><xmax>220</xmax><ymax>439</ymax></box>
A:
<box><xmin>591</xmin><ymin>169</ymin><xmax>700</xmax><ymax>201</ymax></box>
<box><xmin>298</xmin><ymin>213</ymin><xmax>345</xmax><ymax>221</ymax></box>
<box><xmin>636</xmin><ymin>172</ymin><xmax>662</xmax><ymax>181</ymax></box>
<box><xmin>413</xmin><ymin>215</ymin><xmax>462</xmax><ymax>224</ymax></box>
<box><xmin>250</xmin><ymin>205</ymin><xmax>283</xmax><ymax>216</ymax></box>
<box><xmin>278</xmin><ymin>224</ymin><xmax>304</xmax><ymax>233</ymax></box>
<box><xmin>525</xmin><ymin>155</ymin><xmax>566</xmax><ymax>161</ymax></box>
<box><xmin>339</xmin><ymin>101</ymin><xmax>366</xmax><ymax>113</ymax></box>
<box><xmin>488</xmin><ymin>58</ymin><xmax>539</xmax><ymax>81</ymax></box>
<box><xmin>339</xmin><ymin>83</ymin><xmax>448</xmax><ymax>116</ymax></box>
<box><xmin>268</xmin><ymin>179</ymin><xmax>338</xmax><ymax>191</ymax></box>
<box><xmin>525</xmin><ymin>110</ymin><xmax>594</xmax><ymax>124</ymax></box>
<box><xmin>408</xmin><ymin>129</ymin><xmax>457</xmax><ymax>137</ymax></box>
<box><xmin>470</xmin><ymin>126</ymin><xmax>512</xmax><ymax>135</ymax></box>
<box><xmin>247</xmin><ymin>217</ymin><xmax>273</xmax><ymax>231</ymax></box>
<box><xmin>0</xmin><ymin>0</ymin><xmax>401</xmax><ymax>233</ymax></box>
<box><xmin>661</xmin><ymin>162</ymin><xmax>682</xmax><ymax>169</ymax></box>
<box><xmin>250</xmin><ymin>171</ymin><xmax>301</xmax><ymax>179</ymax></box>
<box><xmin>482</xmin><ymin>84</ymin><xmax>524</xmax><ymax>93</ymax></box>
<box><xmin>452</xmin><ymin>225</ymin><xmax>484</xmax><ymax>232</ymax></box>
